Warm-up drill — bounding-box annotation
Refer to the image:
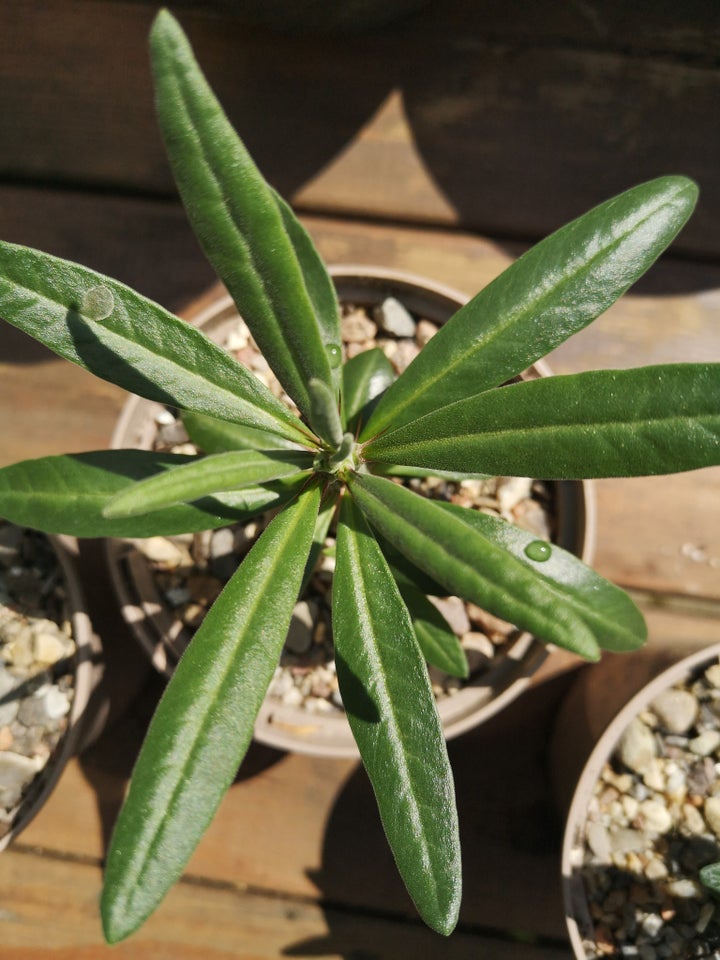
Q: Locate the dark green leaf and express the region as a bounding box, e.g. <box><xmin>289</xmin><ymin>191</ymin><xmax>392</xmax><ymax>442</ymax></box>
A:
<box><xmin>361</xmin><ymin>176</ymin><xmax>698</xmax><ymax>439</ymax></box>
<box><xmin>150</xmin><ymin>10</ymin><xmax>341</xmax><ymax>432</ymax></box>
<box><xmin>0</xmin><ymin>451</ymin><xmax>300</xmax><ymax>536</ymax></box>
<box><xmin>342</xmin><ymin>348</ymin><xmax>395</xmax><ymax>432</ymax></box>
<box><xmin>333</xmin><ymin>495</ymin><xmax>461</xmax><ymax>935</ymax></box>
<box><xmin>182</xmin><ymin>409</ymin><xmax>304</xmax><ymax>454</ymax></box>
<box><xmin>0</xmin><ymin>242</ymin><xmax>311</xmax><ymax>447</ymax></box>
<box><xmin>101</xmin><ymin>480</ymin><xmax>322</xmax><ymax>943</ymax></box>
<box><xmin>364</xmin><ymin>364</ymin><xmax>720</xmax><ymax>479</ymax></box>
<box><xmin>349</xmin><ymin>473</ymin><xmax>647</xmax><ymax>657</ymax></box>
<box><xmin>103</xmin><ymin>449</ymin><xmax>313</xmax><ymax>518</ymax></box>
<box><xmin>700</xmin><ymin>861</ymin><xmax>720</xmax><ymax>896</ymax></box>
<box><xmin>400</xmin><ymin>586</ymin><xmax>469</xmax><ymax>679</ymax></box>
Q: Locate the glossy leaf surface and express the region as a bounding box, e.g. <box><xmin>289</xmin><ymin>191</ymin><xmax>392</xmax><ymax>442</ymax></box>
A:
<box><xmin>182</xmin><ymin>409</ymin><xmax>305</xmax><ymax>454</ymax></box>
<box><xmin>150</xmin><ymin>11</ymin><xmax>341</xmax><ymax>432</ymax></box>
<box><xmin>103</xmin><ymin>449</ymin><xmax>313</xmax><ymax>518</ymax></box>
<box><xmin>350</xmin><ymin>474</ymin><xmax>647</xmax><ymax>658</ymax></box>
<box><xmin>401</xmin><ymin>586</ymin><xmax>469</xmax><ymax>679</ymax></box>
<box><xmin>333</xmin><ymin>495</ymin><xmax>461</xmax><ymax>935</ymax></box>
<box><xmin>342</xmin><ymin>348</ymin><xmax>395</xmax><ymax>432</ymax></box>
<box><xmin>101</xmin><ymin>482</ymin><xmax>322</xmax><ymax>943</ymax></box>
<box><xmin>0</xmin><ymin>451</ymin><xmax>298</xmax><ymax>536</ymax></box>
<box><xmin>0</xmin><ymin>242</ymin><xmax>309</xmax><ymax>446</ymax></box>
<box><xmin>365</xmin><ymin>364</ymin><xmax>720</xmax><ymax>479</ymax></box>
<box><xmin>361</xmin><ymin>176</ymin><xmax>698</xmax><ymax>439</ymax></box>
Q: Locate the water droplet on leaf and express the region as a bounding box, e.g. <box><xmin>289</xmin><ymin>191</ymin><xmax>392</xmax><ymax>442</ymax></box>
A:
<box><xmin>326</xmin><ymin>344</ymin><xmax>342</xmax><ymax>368</ymax></box>
<box><xmin>81</xmin><ymin>284</ymin><xmax>114</xmax><ymax>320</ymax></box>
<box><xmin>524</xmin><ymin>540</ymin><xmax>552</xmax><ymax>562</ymax></box>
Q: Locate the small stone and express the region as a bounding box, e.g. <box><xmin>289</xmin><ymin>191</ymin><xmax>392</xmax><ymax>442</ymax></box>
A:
<box><xmin>610</xmin><ymin>827</ymin><xmax>645</xmax><ymax>854</ymax></box>
<box><xmin>0</xmin><ymin>751</ymin><xmax>41</xmax><ymax>807</ymax></box>
<box><xmin>497</xmin><ymin>476</ymin><xmax>533</xmax><ymax>516</ymax></box>
<box><xmin>462</xmin><ymin>631</ymin><xmax>494</xmax><ymax>660</ymax></box>
<box><xmin>415</xmin><ymin>319</ymin><xmax>438</xmax><ymax>346</ymax></box>
<box><xmin>645</xmin><ymin>856</ymin><xmax>669</xmax><ymax>880</ymax></box>
<box><xmin>429</xmin><ymin>597</ymin><xmax>470</xmax><ymax>637</ymax></box>
<box><xmin>465</xmin><ymin>604</ymin><xmax>514</xmax><ymax>641</ymax></box>
<box><xmin>0</xmin><ymin>726</ymin><xmax>13</xmax><ymax>750</ymax></box>
<box><xmin>638</xmin><ymin>800</ymin><xmax>673</xmax><ymax>833</ymax></box>
<box><xmin>642</xmin><ymin>759</ymin><xmax>666</xmax><ymax>793</ymax></box>
<box><xmin>651</xmin><ymin>688</ymin><xmax>699</xmax><ymax>735</ymax></box>
<box><xmin>616</xmin><ymin>717</ymin><xmax>657</xmax><ymax>774</ymax></box>
<box><xmin>285</xmin><ymin>601</ymin><xmax>316</xmax><ymax>655</ymax></box>
<box><xmin>390</xmin><ymin>339</ymin><xmax>420</xmax><ymax>373</ymax></box>
<box><xmin>638</xmin><ymin>800</ymin><xmax>673</xmax><ymax>834</ymax></box>
<box><xmin>666</xmin><ymin>878</ymin><xmax>702</xmax><ymax>898</ymax></box>
<box><xmin>705</xmin><ymin>664</ymin><xmax>720</xmax><ymax>690</ymax></box>
<box><xmin>704</xmin><ymin>796</ymin><xmax>720</xmax><ymax>837</ymax></box>
<box><xmin>641</xmin><ymin>913</ymin><xmax>664</xmax><ymax>938</ymax></box>
<box><xmin>696</xmin><ymin>901</ymin><xmax>715</xmax><ymax>934</ymax></box>
<box><xmin>139</xmin><ymin>537</ymin><xmax>191</xmax><ymax>567</ymax></box>
<box><xmin>690</xmin><ymin>729</ymin><xmax>720</xmax><ymax>756</ymax></box>
<box><xmin>373</xmin><ymin>297</ymin><xmax>416</xmax><ymax>338</ymax></box>
<box><xmin>44</xmin><ymin>686</ymin><xmax>71</xmax><ymax>720</ymax></box>
<box><xmin>342</xmin><ymin>309</ymin><xmax>377</xmax><ymax>343</ymax></box>
<box><xmin>32</xmin><ymin>629</ymin><xmax>69</xmax><ymax>665</ymax></box>
<box><xmin>586</xmin><ymin>821</ymin><xmax>612</xmax><ymax>862</ymax></box>
<box><xmin>682</xmin><ymin>802</ymin><xmax>706</xmax><ymax>834</ymax></box>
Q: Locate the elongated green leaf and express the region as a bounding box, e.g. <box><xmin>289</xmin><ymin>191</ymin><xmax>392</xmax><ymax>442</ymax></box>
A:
<box><xmin>103</xmin><ymin>449</ymin><xmax>313</xmax><ymax>518</ymax></box>
<box><xmin>342</xmin><ymin>348</ymin><xmax>395</xmax><ymax>432</ymax></box>
<box><xmin>361</xmin><ymin>176</ymin><xmax>698</xmax><ymax>440</ymax></box>
<box><xmin>333</xmin><ymin>495</ymin><xmax>461</xmax><ymax>935</ymax></box>
<box><xmin>364</xmin><ymin>364</ymin><xmax>720</xmax><ymax>479</ymax></box>
<box><xmin>350</xmin><ymin>473</ymin><xmax>647</xmax><ymax>657</ymax></box>
<box><xmin>101</xmin><ymin>481</ymin><xmax>322</xmax><ymax>943</ymax></box>
<box><xmin>300</xmin><ymin>488</ymin><xmax>339</xmax><ymax>596</ymax></box>
<box><xmin>0</xmin><ymin>242</ymin><xmax>311</xmax><ymax>447</ymax></box>
<box><xmin>150</xmin><ymin>11</ymin><xmax>341</xmax><ymax>433</ymax></box>
<box><xmin>0</xmin><ymin>451</ymin><xmax>299</xmax><ymax>536</ymax></box>
<box><xmin>400</xmin><ymin>586</ymin><xmax>469</xmax><ymax>679</ymax></box>
<box><xmin>181</xmin><ymin>409</ymin><xmax>304</xmax><ymax>454</ymax></box>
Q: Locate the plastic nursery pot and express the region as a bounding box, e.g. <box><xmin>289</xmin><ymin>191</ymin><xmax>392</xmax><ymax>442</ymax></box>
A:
<box><xmin>0</xmin><ymin>523</ymin><xmax>104</xmax><ymax>850</ymax></box>
<box><xmin>559</xmin><ymin>641</ymin><xmax>720</xmax><ymax>959</ymax></box>
<box><xmin>107</xmin><ymin>266</ymin><xmax>595</xmax><ymax>758</ymax></box>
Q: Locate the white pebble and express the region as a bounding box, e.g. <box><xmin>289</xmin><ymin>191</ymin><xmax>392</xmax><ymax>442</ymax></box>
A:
<box><xmin>690</xmin><ymin>729</ymin><xmax>720</xmax><ymax>756</ymax></box>
<box><xmin>373</xmin><ymin>297</ymin><xmax>417</xmax><ymax>338</ymax></box>
<box><xmin>666</xmin><ymin>878</ymin><xmax>702</xmax><ymax>898</ymax></box>
<box><xmin>705</xmin><ymin>796</ymin><xmax>720</xmax><ymax>837</ymax></box>
<box><xmin>616</xmin><ymin>717</ymin><xmax>657</xmax><ymax>774</ymax></box>
<box><xmin>638</xmin><ymin>799</ymin><xmax>673</xmax><ymax>834</ymax></box>
<box><xmin>650</xmin><ymin>688</ymin><xmax>699</xmax><ymax>734</ymax></box>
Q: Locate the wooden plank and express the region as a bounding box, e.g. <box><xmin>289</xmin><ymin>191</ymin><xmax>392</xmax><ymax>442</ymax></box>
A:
<box><xmin>1</xmin><ymin>1</ymin><xmax>719</xmax><ymax>255</ymax></box>
<box><xmin>0</xmin><ymin>848</ymin><xmax>573</xmax><ymax>959</ymax></box>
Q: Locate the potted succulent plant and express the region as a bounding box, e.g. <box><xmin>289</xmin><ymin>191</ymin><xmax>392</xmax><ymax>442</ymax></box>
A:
<box><xmin>105</xmin><ymin>268</ymin><xmax>595</xmax><ymax>756</ymax></box>
<box><xmin>0</xmin><ymin>8</ymin><xmax>718</xmax><ymax>944</ymax></box>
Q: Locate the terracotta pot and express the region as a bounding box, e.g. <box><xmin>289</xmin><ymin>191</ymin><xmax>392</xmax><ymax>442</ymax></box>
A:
<box><xmin>0</xmin><ymin>528</ymin><xmax>103</xmax><ymax>850</ymax></box>
<box><xmin>559</xmin><ymin>640</ymin><xmax>720</xmax><ymax>958</ymax></box>
<box><xmin>107</xmin><ymin>267</ymin><xmax>595</xmax><ymax>757</ymax></box>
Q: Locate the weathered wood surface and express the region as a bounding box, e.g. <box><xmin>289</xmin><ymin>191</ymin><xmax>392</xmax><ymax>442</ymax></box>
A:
<box><xmin>1</xmin><ymin>1</ymin><xmax>719</xmax><ymax>256</ymax></box>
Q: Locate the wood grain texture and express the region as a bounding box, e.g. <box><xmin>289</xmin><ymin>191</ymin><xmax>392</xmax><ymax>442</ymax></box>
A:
<box><xmin>0</xmin><ymin>848</ymin><xmax>575</xmax><ymax>959</ymax></box>
<box><xmin>1</xmin><ymin>1</ymin><xmax>719</xmax><ymax>255</ymax></box>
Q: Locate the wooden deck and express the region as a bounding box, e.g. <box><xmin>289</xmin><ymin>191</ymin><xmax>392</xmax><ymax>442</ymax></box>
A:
<box><xmin>0</xmin><ymin>2</ymin><xmax>718</xmax><ymax>957</ymax></box>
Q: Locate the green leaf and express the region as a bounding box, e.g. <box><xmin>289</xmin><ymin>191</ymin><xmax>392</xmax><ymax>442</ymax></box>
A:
<box><xmin>101</xmin><ymin>480</ymin><xmax>322</xmax><ymax>944</ymax></box>
<box><xmin>150</xmin><ymin>10</ymin><xmax>341</xmax><ymax>432</ymax></box>
<box><xmin>0</xmin><ymin>242</ymin><xmax>311</xmax><ymax>447</ymax></box>
<box><xmin>342</xmin><ymin>348</ymin><xmax>395</xmax><ymax>432</ymax></box>
<box><xmin>361</xmin><ymin>176</ymin><xmax>698</xmax><ymax>440</ymax></box>
<box><xmin>182</xmin><ymin>409</ymin><xmax>304</xmax><ymax>454</ymax></box>
<box><xmin>0</xmin><ymin>451</ymin><xmax>299</xmax><ymax>537</ymax></box>
<box><xmin>700</xmin><ymin>861</ymin><xmax>720</xmax><ymax>896</ymax></box>
<box><xmin>300</xmin><ymin>487</ymin><xmax>339</xmax><ymax>596</ymax></box>
<box><xmin>103</xmin><ymin>449</ymin><xmax>313</xmax><ymax>518</ymax></box>
<box><xmin>349</xmin><ymin>473</ymin><xmax>647</xmax><ymax>658</ymax></box>
<box><xmin>364</xmin><ymin>364</ymin><xmax>720</xmax><ymax>479</ymax></box>
<box><xmin>333</xmin><ymin>494</ymin><xmax>461</xmax><ymax>935</ymax></box>
<box><xmin>400</xmin><ymin>586</ymin><xmax>469</xmax><ymax>679</ymax></box>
